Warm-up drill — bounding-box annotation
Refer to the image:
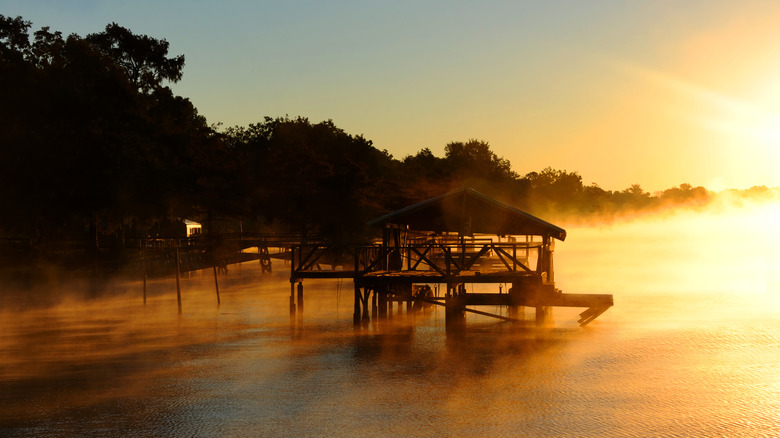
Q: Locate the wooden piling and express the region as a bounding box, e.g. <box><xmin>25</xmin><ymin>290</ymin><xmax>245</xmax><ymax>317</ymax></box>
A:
<box><xmin>290</xmin><ymin>246</ymin><xmax>296</xmax><ymax>319</ymax></box>
<box><xmin>297</xmin><ymin>281</ymin><xmax>304</xmax><ymax>314</ymax></box>
<box><xmin>175</xmin><ymin>247</ymin><xmax>182</xmax><ymax>315</ymax></box>
<box><xmin>290</xmin><ymin>281</ymin><xmax>296</xmax><ymax>319</ymax></box>
<box><xmin>213</xmin><ymin>265</ymin><xmax>221</xmax><ymax>306</ymax></box>
<box><xmin>361</xmin><ymin>288</ymin><xmax>370</xmax><ymax>323</ymax></box>
<box><xmin>535</xmin><ymin>306</ymin><xmax>552</xmax><ymax>326</ymax></box>
<box><xmin>353</xmin><ymin>284</ymin><xmax>361</xmax><ymax>325</ymax></box>
<box><xmin>445</xmin><ymin>292</ymin><xmax>465</xmax><ymax>329</ymax></box>
<box><xmin>388</xmin><ymin>297</ymin><xmax>393</xmax><ymax>320</ymax></box>
<box><xmin>141</xmin><ymin>248</ymin><xmax>147</xmax><ymax>305</ymax></box>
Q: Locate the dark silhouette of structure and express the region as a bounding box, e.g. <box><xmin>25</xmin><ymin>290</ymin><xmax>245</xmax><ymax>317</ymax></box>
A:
<box><xmin>289</xmin><ymin>188</ymin><xmax>613</xmax><ymax>328</ymax></box>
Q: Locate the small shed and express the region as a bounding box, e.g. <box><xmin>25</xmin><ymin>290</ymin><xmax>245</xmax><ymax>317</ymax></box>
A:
<box><xmin>184</xmin><ymin>220</ymin><xmax>202</xmax><ymax>238</ymax></box>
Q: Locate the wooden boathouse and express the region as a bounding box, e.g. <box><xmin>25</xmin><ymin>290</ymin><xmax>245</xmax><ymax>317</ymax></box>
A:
<box><xmin>289</xmin><ymin>188</ymin><xmax>613</xmax><ymax>327</ymax></box>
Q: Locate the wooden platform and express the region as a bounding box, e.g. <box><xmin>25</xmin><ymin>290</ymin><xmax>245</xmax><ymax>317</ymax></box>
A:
<box><xmin>357</xmin><ymin>269</ymin><xmax>539</xmax><ymax>284</ymax></box>
<box><xmin>286</xmin><ymin>188</ymin><xmax>614</xmax><ymax>328</ymax></box>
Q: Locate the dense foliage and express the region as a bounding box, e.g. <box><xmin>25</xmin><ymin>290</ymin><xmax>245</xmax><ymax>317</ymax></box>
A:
<box><xmin>0</xmin><ymin>16</ymin><xmax>228</xmax><ymax>245</ymax></box>
<box><xmin>1</xmin><ymin>16</ymin><xmax>755</xmax><ymax>249</ymax></box>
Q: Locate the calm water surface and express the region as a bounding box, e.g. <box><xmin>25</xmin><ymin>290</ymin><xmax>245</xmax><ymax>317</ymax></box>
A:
<box><xmin>1</xmin><ymin>207</ymin><xmax>778</xmax><ymax>437</ymax></box>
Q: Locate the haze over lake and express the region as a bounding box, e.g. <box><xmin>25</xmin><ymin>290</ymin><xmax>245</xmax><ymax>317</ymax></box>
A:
<box><xmin>1</xmin><ymin>203</ymin><xmax>778</xmax><ymax>437</ymax></box>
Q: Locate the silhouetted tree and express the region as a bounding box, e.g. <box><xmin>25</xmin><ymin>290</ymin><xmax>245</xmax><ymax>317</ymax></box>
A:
<box><xmin>658</xmin><ymin>183</ymin><xmax>710</xmax><ymax>207</ymax></box>
<box><xmin>0</xmin><ymin>14</ymin><xmax>739</xmax><ymax>256</ymax></box>
<box><xmin>225</xmin><ymin>117</ymin><xmax>397</xmax><ymax>241</ymax></box>
<box><xmin>521</xmin><ymin>167</ymin><xmax>584</xmax><ymax>214</ymax></box>
<box><xmin>444</xmin><ymin>139</ymin><xmax>517</xmax><ymax>181</ymax></box>
<box><xmin>86</xmin><ymin>23</ymin><xmax>184</xmax><ymax>94</ymax></box>
<box><xmin>0</xmin><ymin>16</ymin><xmax>217</xmax><ymax>246</ymax></box>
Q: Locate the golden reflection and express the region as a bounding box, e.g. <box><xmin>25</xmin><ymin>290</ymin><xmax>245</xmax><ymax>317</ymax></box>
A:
<box><xmin>1</xmin><ymin>203</ymin><xmax>778</xmax><ymax>436</ymax></box>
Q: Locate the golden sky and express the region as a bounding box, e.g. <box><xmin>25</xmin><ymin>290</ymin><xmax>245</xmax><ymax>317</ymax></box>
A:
<box><xmin>8</xmin><ymin>0</ymin><xmax>780</xmax><ymax>192</ymax></box>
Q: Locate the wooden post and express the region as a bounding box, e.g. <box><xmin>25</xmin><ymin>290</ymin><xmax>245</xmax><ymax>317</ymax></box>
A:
<box><xmin>361</xmin><ymin>288</ymin><xmax>370</xmax><ymax>323</ymax></box>
<box><xmin>297</xmin><ymin>281</ymin><xmax>304</xmax><ymax>314</ymax></box>
<box><xmin>290</xmin><ymin>281</ymin><xmax>296</xmax><ymax>319</ymax></box>
<box><xmin>542</xmin><ymin>235</ymin><xmax>550</xmax><ymax>282</ymax></box>
<box><xmin>212</xmin><ymin>265</ymin><xmax>221</xmax><ymax>306</ymax></box>
<box><xmin>388</xmin><ymin>295</ymin><xmax>393</xmax><ymax>320</ymax></box>
<box><xmin>371</xmin><ymin>288</ymin><xmax>377</xmax><ymax>319</ymax></box>
<box><xmin>141</xmin><ymin>248</ymin><xmax>147</xmax><ymax>305</ymax></box>
<box><xmin>290</xmin><ymin>247</ymin><xmax>296</xmax><ymax>318</ymax></box>
<box><xmin>353</xmin><ymin>284</ymin><xmax>361</xmax><ymax>325</ymax></box>
<box><xmin>175</xmin><ymin>247</ymin><xmax>182</xmax><ymax>315</ymax></box>
<box><xmin>536</xmin><ymin>306</ymin><xmax>553</xmax><ymax>326</ymax></box>
<box><xmin>445</xmin><ymin>286</ymin><xmax>465</xmax><ymax>330</ymax></box>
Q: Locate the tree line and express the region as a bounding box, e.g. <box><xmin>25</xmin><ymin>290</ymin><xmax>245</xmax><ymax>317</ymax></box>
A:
<box><xmin>0</xmin><ymin>16</ymin><xmax>762</xmax><ymax>251</ymax></box>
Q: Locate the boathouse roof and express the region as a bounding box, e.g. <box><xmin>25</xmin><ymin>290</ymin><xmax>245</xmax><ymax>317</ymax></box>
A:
<box><xmin>368</xmin><ymin>187</ymin><xmax>566</xmax><ymax>241</ymax></box>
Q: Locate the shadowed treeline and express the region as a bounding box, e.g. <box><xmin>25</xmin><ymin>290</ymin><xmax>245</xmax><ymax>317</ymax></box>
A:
<box><xmin>1</xmin><ymin>16</ymin><xmax>777</xmax><ymax>261</ymax></box>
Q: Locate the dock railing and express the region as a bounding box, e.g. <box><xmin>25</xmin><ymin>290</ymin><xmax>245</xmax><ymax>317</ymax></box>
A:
<box><xmin>291</xmin><ymin>239</ymin><xmax>550</xmax><ymax>280</ymax></box>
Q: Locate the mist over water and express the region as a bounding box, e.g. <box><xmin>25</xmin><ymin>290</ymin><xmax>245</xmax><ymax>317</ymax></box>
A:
<box><xmin>1</xmin><ymin>203</ymin><xmax>778</xmax><ymax>437</ymax></box>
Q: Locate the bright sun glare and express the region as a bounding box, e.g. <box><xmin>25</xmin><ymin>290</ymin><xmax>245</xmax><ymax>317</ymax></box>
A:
<box><xmin>619</xmin><ymin>61</ymin><xmax>780</xmax><ymax>189</ymax></box>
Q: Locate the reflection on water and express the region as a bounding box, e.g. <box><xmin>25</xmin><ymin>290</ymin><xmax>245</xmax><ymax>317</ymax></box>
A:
<box><xmin>1</xmin><ymin>205</ymin><xmax>779</xmax><ymax>437</ymax></box>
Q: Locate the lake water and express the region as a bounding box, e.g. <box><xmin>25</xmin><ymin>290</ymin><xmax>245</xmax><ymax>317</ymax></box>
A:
<box><xmin>1</xmin><ymin>205</ymin><xmax>778</xmax><ymax>437</ymax></box>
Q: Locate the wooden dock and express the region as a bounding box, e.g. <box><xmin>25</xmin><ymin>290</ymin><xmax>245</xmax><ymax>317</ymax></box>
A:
<box><xmin>288</xmin><ymin>188</ymin><xmax>614</xmax><ymax>328</ymax></box>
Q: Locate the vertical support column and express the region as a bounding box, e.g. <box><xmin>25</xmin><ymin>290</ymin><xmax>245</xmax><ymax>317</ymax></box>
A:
<box><xmin>541</xmin><ymin>235</ymin><xmax>550</xmax><ymax>283</ymax></box>
<box><xmin>536</xmin><ymin>306</ymin><xmax>553</xmax><ymax>326</ymax></box>
<box><xmin>353</xmin><ymin>284</ymin><xmax>361</xmax><ymax>325</ymax></box>
<box><xmin>372</xmin><ymin>289</ymin><xmax>377</xmax><ymax>319</ymax></box>
<box><xmin>297</xmin><ymin>281</ymin><xmax>304</xmax><ymax>314</ymax></box>
<box><xmin>398</xmin><ymin>283</ymin><xmax>412</xmax><ymax>315</ymax></box>
<box><xmin>361</xmin><ymin>288</ymin><xmax>371</xmax><ymax>324</ymax></box>
<box><xmin>548</xmin><ymin>238</ymin><xmax>555</xmax><ymax>284</ymax></box>
<box><xmin>290</xmin><ymin>246</ymin><xmax>296</xmax><ymax>319</ymax></box>
<box><xmin>445</xmin><ymin>283</ymin><xmax>465</xmax><ymax>330</ymax></box>
<box><xmin>388</xmin><ymin>295</ymin><xmax>393</xmax><ymax>320</ymax></box>
<box><xmin>175</xmin><ymin>247</ymin><xmax>182</xmax><ymax>315</ymax></box>
<box><xmin>141</xmin><ymin>248</ymin><xmax>147</xmax><ymax>305</ymax></box>
<box><xmin>290</xmin><ymin>280</ymin><xmax>296</xmax><ymax>319</ymax></box>
<box><xmin>508</xmin><ymin>281</ymin><xmax>523</xmax><ymax>321</ymax></box>
<box><xmin>213</xmin><ymin>265</ymin><xmax>221</xmax><ymax>306</ymax></box>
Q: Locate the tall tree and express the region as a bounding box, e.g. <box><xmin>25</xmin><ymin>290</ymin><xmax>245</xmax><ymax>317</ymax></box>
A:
<box><xmin>226</xmin><ymin>117</ymin><xmax>396</xmax><ymax>240</ymax></box>
<box><xmin>0</xmin><ymin>16</ymin><xmax>216</xmax><ymax>244</ymax></box>
<box><xmin>86</xmin><ymin>22</ymin><xmax>184</xmax><ymax>93</ymax></box>
<box><xmin>444</xmin><ymin>139</ymin><xmax>517</xmax><ymax>181</ymax></box>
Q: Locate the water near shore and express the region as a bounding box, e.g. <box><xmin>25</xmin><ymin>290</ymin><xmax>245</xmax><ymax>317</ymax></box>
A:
<box><xmin>1</xmin><ymin>206</ymin><xmax>778</xmax><ymax>437</ymax></box>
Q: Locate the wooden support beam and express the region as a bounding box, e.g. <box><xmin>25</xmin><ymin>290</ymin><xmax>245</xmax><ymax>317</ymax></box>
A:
<box><xmin>409</xmin><ymin>243</ymin><xmax>433</xmax><ymax>270</ymax></box>
<box><xmin>420</xmin><ymin>296</ymin><xmax>521</xmax><ymax>323</ymax></box>
<box><xmin>361</xmin><ymin>288</ymin><xmax>371</xmax><ymax>323</ymax></box>
<box><xmin>290</xmin><ymin>281</ymin><xmax>296</xmax><ymax>319</ymax></box>
<box><xmin>175</xmin><ymin>247</ymin><xmax>182</xmax><ymax>315</ymax></box>
<box><xmin>141</xmin><ymin>248</ymin><xmax>147</xmax><ymax>305</ymax></box>
<box><xmin>461</xmin><ymin>245</ymin><xmax>491</xmax><ymax>271</ymax></box>
<box><xmin>353</xmin><ymin>284</ymin><xmax>361</xmax><ymax>325</ymax></box>
<box><xmin>371</xmin><ymin>289</ymin><xmax>377</xmax><ymax>319</ymax></box>
<box><xmin>213</xmin><ymin>265</ymin><xmax>221</xmax><ymax>306</ymax></box>
<box><xmin>300</xmin><ymin>246</ymin><xmax>329</xmax><ymax>271</ymax></box>
<box><xmin>492</xmin><ymin>245</ymin><xmax>533</xmax><ymax>272</ymax></box>
<box><xmin>410</xmin><ymin>245</ymin><xmax>446</xmax><ymax>274</ymax></box>
<box><xmin>296</xmin><ymin>282</ymin><xmax>304</xmax><ymax>315</ymax></box>
<box><xmin>578</xmin><ymin>306</ymin><xmax>610</xmax><ymax>326</ymax></box>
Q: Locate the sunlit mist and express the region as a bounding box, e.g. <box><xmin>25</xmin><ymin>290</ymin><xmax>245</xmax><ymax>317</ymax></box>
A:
<box><xmin>1</xmin><ymin>201</ymin><xmax>779</xmax><ymax>436</ymax></box>
<box><xmin>556</xmin><ymin>198</ymin><xmax>780</xmax><ymax>328</ymax></box>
